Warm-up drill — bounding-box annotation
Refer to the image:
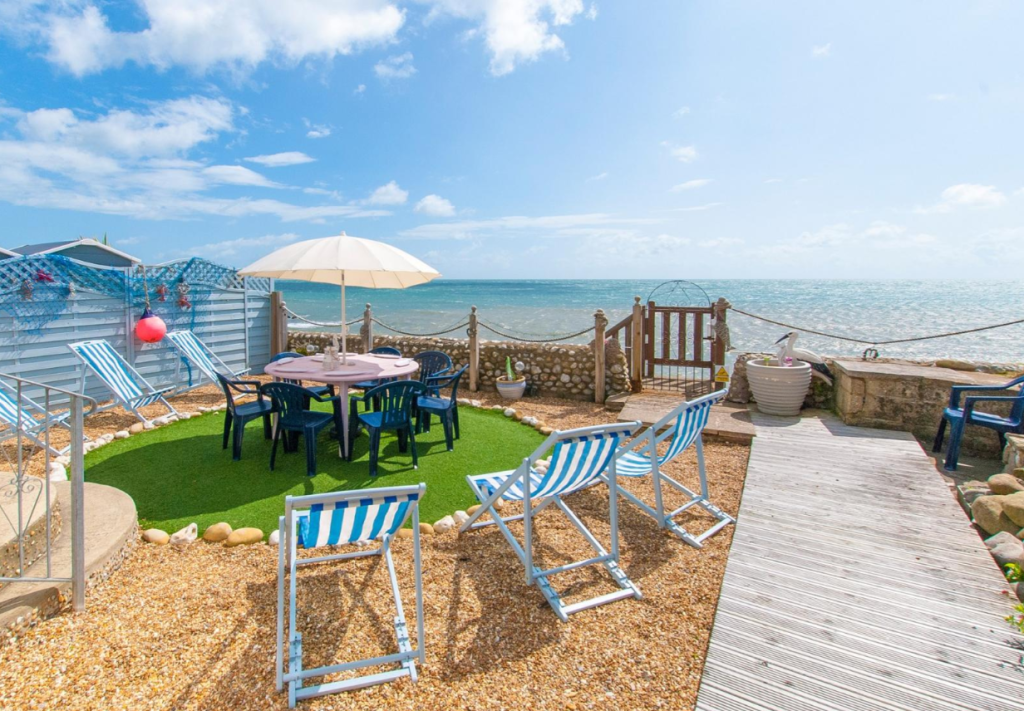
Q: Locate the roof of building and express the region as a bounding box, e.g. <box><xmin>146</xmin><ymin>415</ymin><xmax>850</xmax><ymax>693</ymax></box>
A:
<box><xmin>8</xmin><ymin>238</ymin><xmax>141</xmax><ymax>265</ymax></box>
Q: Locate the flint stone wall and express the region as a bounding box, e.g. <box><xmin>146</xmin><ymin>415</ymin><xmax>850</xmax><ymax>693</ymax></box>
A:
<box><xmin>287</xmin><ymin>331</ymin><xmax>630</xmax><ymax>401</ymax></box>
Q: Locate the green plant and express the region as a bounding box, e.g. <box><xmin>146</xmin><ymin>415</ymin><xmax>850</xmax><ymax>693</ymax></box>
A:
<box><xmin>1005</xmin><ymin>562</ymin><xmax>1023</xmax><ymax>583</ymax></box>
<box><xmin>1007</xmin><ymin>603</ymin><xmax>1024</xmax><ymax>635</ymax></box>
<box><xmin>501</xmin><ymin>356</ymin><xmax>524</xmax><ymax>382</ymax></box>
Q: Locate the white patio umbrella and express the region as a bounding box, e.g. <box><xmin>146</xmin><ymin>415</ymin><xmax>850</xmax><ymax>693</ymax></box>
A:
<box><xmin>239</xmin><ymin>232</ymin><xmax>440</xmax><ymax>365</ymax></box>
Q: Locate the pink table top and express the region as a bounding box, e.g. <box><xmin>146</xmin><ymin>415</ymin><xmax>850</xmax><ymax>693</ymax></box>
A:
<box><xmin>264</xmin><ymin>353</ymin><xmax>420</xmax><ymax>385</ymax></box>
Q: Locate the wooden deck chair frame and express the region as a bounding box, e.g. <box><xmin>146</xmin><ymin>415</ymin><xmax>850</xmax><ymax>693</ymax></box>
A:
<box><xmin>0</xmin><ymin>376</ymin><xmax>91</xmax><ymax>457</ymax></box>
<box><xmin>68</xmin><ymin>339</ymin><xmax>178</xmax><ymax>425</ymax></box>
<box><xmin>459</xmin><ymin>421</ymin><xmax>642</xmax><ymax>622</ymax></box>
<box><xmin>609</xmin><ymin>390</ymin><xmax>733</xmax><ymax>549</ymax></box>
<box><xmin>166</xmin><ymin>330</ymin><xmax>248</xmax><ymax>391</ymax></box>
<box><xmin>276</xmin><ymin>484</ymin><xmax>426</xmax><ymax>707</ymax></box>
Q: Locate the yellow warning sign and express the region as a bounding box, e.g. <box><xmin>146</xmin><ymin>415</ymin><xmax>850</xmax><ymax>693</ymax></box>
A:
<box><xmin>714</xmin><ymin>367</ymin><xmax>730</xmax><ymax>383</ymax></box>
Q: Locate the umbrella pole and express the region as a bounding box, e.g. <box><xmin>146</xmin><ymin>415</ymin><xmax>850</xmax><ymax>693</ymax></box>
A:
<box><xmin>341</xmin><ymin>274</ymin><xmax>347</xmax><ymax>365</ymax></box>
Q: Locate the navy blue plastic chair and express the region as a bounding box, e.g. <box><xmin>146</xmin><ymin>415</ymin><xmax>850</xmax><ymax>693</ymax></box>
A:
<box><xmin>352</xmin><ymin>346</ymin><xmax>403</xmax><ymax>393</ymax></box>
<box><xmin>348</xmin><ymin>380</ymin><xmax>427</xmax><ymax>476</ymax></box>
<box><xmin>216</xmin><ymin>373</ymin><xmax>273</xmax><ymax>461</ymax></box>
<box><xmin>269</xmin><ymin>351</ymin><xmax>334</xmax><ymax>401</ymax></box>
<box><xmin>413</xmin><ymin>351</ymin><xmax>453</xmax><ymax>395</ymax></box>
<box><xmin>416</xmin><ymin>366</ymin><xmax>467</xmax><ymax>452</ymax></box>
<box><xmin>262</xmin><ymin>381</ymin><xmax>341</xmax><ymax>477</ymax></box>
<box><xmin>932</xmin><ymin>375</ymin><xmax>1024</xmax><ymax>471</ymax></box>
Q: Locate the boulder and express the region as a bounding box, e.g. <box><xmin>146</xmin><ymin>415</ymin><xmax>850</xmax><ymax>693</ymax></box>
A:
<box><xmin>395</xmin><ymin>528</ymin><xmax>415</xmax><ymax>539</ymax></box>
<box><xmin>129</xmin><ymin>423</ymin><xmax>145</xmax><ymax>435</ymax></box>
<box><xmin>142</xmin><ymin>528</ymin><xmax>169</xmax><ymax>545</ymax></box>
<box><xmin>47</xmin><ymin>462</ymin><xmax>67</xmax><ymax>482</ymax></box>
<box><xmin>418</xmin><ymin>523</ymin><xmax>434</xmax><ymax>535</ymax></box>
<box><xmin>990</xmin><ymin>541</ymin><xmax>1024</xmax><ymax>569</ymax></box>
<box><xmin>985</xmin><ymin>531</ymin><xmax>1021</xmax><ymax>550</ymax></box>
<box><xmin>202</xmin><ymin>522</ymin><xmax>233</xmax><ymax>543</ymax></box>
<box><xmin>268</xmin><ymin>530</ymin><xmax>280</xmax><ymax>546</ymax></box>
<box><xmin>1000</xmin><ymin>492</ymin><xmax>1024</xmax><ymax>528</ymax></box>
<box><xmin>433</xmin><ymin>515</ymin><xmax>455</xmax><ymax>534</ymax></box>
<box><xmin>453</xmin><ymin>510</ymin><xmax>470</xmax><ymax>526</ymax></box>
<box><xmin>170</xmin><ymin>523</ymin><xmax>198</xmax><ymax>545</ymax></box>
<box><xmin>988</xmin><ymin>473</ymin><xmax>1024</xmax><ymax>495</ymax></box>
<box><xmin>224</xmin><ymin>528</ymin><xmax>264</xmax><ymax>547</ymax></box>
<box><xmin>971</xmin><ymin>496</ymin><xmax>1020</xmax><ymax>536</ymax></box>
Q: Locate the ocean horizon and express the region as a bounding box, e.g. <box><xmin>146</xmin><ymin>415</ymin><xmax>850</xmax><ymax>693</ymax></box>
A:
<box><xmin>280</xmin><ymin>278</ymin><xmax>1024</xmax><ymax>363</ymax></box>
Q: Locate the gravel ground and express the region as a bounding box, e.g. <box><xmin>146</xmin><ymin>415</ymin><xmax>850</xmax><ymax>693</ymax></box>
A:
<box><xmin>0</xmin><ymin>386</ymin><xmax>750</xmax><ymax>711</ymax></box>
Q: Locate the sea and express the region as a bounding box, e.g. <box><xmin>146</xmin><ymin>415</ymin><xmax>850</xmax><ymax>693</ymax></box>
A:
<box><xmin>280</xmin><ymin>279</ymin><xmax>1024</xmax><ymax>363</ymax></box>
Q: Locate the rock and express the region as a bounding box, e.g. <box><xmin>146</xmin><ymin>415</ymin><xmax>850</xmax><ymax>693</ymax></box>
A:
<box><xmin>47</xmin><ymin>462</ymin><xmax>67</xmax><ymax>482</ymax></box>
<box><xmin>433</xmin><ymin>515</ymin><xmax>455</xmax><ymax>534</ymax></box>
<box><xmin>467</xmin><ymin>504</ymin><xmax>482</xmax><ymax>516</ymax></box>
<box><xmin>395</xmin><ymin>528</ymin><xmax>414</xmax><ymax>539</ymax></box>
<box><xmin>268</xmin><ymin>530</ymin><xmax>280</xmax><ymax>546</ymax></box>
<box><xmin>1001</xmin><ymin>492</ymin><xmax>1024</xmax><ymax>527</ymax></box>
<box><xmin>1015</xmin><ymin>467</ymin><xmax>1024</xmax><ymax>480</ymax></box>
<box><xmin>935</xmin><ymin>359</ymin><xmax>976</xmax><ymax>372</ymax></box>
<box><xmin>179</xmin><ymin>413</ymin><xmax>191</xmax><ymax>420</ymax></box>
<box><xmin>560</xmin><ymin>374</ymin><xmax>571</xmax><ymax>383</ymax></box>
<box><xmin>100</xmin><ymin>433</ymin><xmax>115</xmax><ymax>443</ymax></box>
<box><xmin>470</xmin><ymin>400</ymin><xmax>482</xmax><ymax>408</ymax></box>
<box><xmin>418</xmin><ymin>523</ymin><xmax>434</xmax><ymax>535</ymax></box>
<box><xmin>143</xmin><ymin>422</ymin><xmax>155</xmax><ymax>430</ymax></box>
<box><xmin>114</xmin><ymin>430</ymin><xmax>129</xmax><ymax>440</ymax></box>
<box><xmin>988</xmin><ymin>473</ymin><xmax>1024</xmax><ymax>495</ymax></box>
<box><xmin>971</xmin><ymin>496</ymin><xmax>1020</xmax><ymax>536</ymax></box>
<box><xmin>202</xmin><ymin>522</ymin><xmax>233</xmax><ymax>543</ymax></box>
<box><xmin>142</xmin><ymin>528</ymin><xmax>170</xmax><ymax>545</ymax></box>
<box><xmin>128</xmin><ymin>422</ymin><xmax>144</xmax><ymax>435</ymax></box>
<box><xmin>152</xmin><ymin>417</ymin><xmax>167</xmax><ymax>427</ymax></box>
<box><xmin>513</xmin><ymin>411</ymin><xmax>524</xmax><ymax>421</ymax></box>
<box><xmin>990</xmin><ymin>541</ymin><xmax>1024</xmax><ymax>569</ymax></box>
<box><xmin>170</xmin><ymin>523</ymin><xmax>198</xmax><ymax>545</ymax></box>
<box><xmin>539</xmin><ymin>426</ymin><xmax>554</xmax><ymax>435</ymax></box>
<box><xmin>224</xmin><ymin>527</ymin><xmax>264</xmax><ymax>547</ymax></box>
<box><xmin>453</xmin><ymin>510</ymin><xmax>470</xmax><ymax>525</ymax></box>
<box><xmin>522</xmin><ymin>416</ymin><xmax>537</xmax><ymax>426</ymax></box>
<box><xmin>503</xmin><ymin>408</ymin><xmax>515</xmax><ymax>418</ymax></box>
<box><xmin>986</xmin><ymin>531</ymin><xmax>1021</xmax><ymax>550</ymax></box>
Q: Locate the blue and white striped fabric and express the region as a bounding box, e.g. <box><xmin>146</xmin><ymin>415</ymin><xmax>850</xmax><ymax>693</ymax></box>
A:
<box><xmin>298</xmin><ymin>492</ymin><xmax>420</xmax><ymax>548</ymax></box>
<box><xmin>167</xmin><ymin>331</ymin><xmax>220</xmax><ymax>383</ymax></box>
<box><xmin>473</xmin><ymin>431</ymin><xmax>623</xmax><ymax>502</ymax></box>
<box><xmin>69</xmin><ymin>340</ymin><xmax>144</xmax><ymax>403</ymax></box>
<box><xmin>0</xmin><ymin>388</ymin><xmax>32</xmax><ymax>431</ymax></box>
<box><xmin>616</xmin><ymin>393</ymin><xmax>719</xmax><ymax>478</ymax></box>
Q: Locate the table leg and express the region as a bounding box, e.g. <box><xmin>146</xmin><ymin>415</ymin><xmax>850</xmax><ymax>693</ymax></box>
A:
<box><xmin>339</xmin><ymin>383</ymin><xmax>349</xmax><ymax>459</ymax></box>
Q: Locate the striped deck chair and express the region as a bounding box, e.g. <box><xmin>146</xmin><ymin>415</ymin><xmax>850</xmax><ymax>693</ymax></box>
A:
<box><xmin>460</xmin><ymin>421</ymin><xmax>642</xmax><ymax>622</ymax></box>
<box><xmin>0</xmin><ymin>379</ymin><xmax>85</xmax><ymax>457</ymax></box>
<box><xmin>610</xmin><ymin>390</ymin><xmax>733</xmax><ymax>548</ymax></box>
<box><xmin>166</xmin><ymin>330</ymin><xmax>247</xmax><ymax>389</ymax></box>
<box><xmin>277</xmin><ymin>484</ymin><xmax>426</xmax><ymax>707</ymax></box>
<box><xmin>68</xmin><ymin>340</ymin><xmax>177</xmax><ymax>424</ymax></box>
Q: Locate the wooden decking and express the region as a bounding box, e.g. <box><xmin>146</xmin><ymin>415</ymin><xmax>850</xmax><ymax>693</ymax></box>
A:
<box><xmin>695</xmin><ymin>412</ymin><xmax>1024</xmax><ymax>711</ymax></box>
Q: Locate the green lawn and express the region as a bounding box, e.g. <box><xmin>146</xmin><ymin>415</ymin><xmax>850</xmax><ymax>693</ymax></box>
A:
<box><xmin>85</xmin><ymin>405</ymin><xmax>545</xmax><ymax>536</ymax></box>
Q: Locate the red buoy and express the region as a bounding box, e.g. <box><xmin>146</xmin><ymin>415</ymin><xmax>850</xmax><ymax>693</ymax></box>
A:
<box><xmin>135</xmin><ymin>307</ymin><xmax>167</xmax><ymax>343</ymax></box>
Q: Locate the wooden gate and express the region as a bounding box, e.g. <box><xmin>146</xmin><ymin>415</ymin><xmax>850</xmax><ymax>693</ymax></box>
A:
<box><xmin>642</xmin><ymin>301</ymin><xmax>721</xmax><ymax>395</ymax></box>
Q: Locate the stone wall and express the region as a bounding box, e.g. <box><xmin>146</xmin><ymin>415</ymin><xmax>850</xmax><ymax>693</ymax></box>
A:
<box><xmin>287</xmin><ymin>331</ymin><xmax>630</xmax><ymax>401</ymax></box>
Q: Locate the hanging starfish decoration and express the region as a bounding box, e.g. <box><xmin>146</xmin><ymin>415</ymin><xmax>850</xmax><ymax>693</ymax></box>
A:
<box><xmin>176</xmin><ymin>278</ymin><xmax>192</xmax><ymax>310</ymax></box>
<box><xmin>155</xmin><ymin>284</ymin><xmax>168</xmax><ymax>302</ymax></box>
<box><xmin>65</xmin><ymin>282</ymin><xmax>76</xmax><ymax>299</ymax></box>
<box><xmin>19</xmin><ymin>279</ymin><xmax>33</xmax><ymax>301</ymax></box>
<box><xmin>35</xmin><ymin>269</ymin><xmax>54</xmax><ymax>283</ymax></box>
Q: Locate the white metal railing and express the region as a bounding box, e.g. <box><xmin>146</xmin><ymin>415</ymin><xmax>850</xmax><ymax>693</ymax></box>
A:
<box><xmin>0</xmin><ymin>374</ymin><xmax>96</xmax><ymax>611</ymax></box>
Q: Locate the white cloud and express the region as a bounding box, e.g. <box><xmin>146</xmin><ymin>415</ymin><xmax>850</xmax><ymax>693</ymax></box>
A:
<box><xmin>415</xmin><ymin>194</ymin><xmax>456</xmax><ymax>217</ymax></box>
<box><xmin>764</xmin><ymin>177</ymin><xmax>784</xmax><ymax>184</ymax></box>
<box><xmin>374</xmin><ymin>52</ymin><xmax>416</xmax><ymax>79</ymax></box>
<box><xmin>699</xmin><ymin>237</ymin><xmax>744</xmax><ymax>248</ymax></box>
<box><xmin>33</xmin><ymin>0</ymin><xmax>406</xmax><ymax>76</ymax></box>
<box><xmin>303</xmin><ymin>119</ymin><xmax>331</xmax><ymax>139</ymax></box>
<box><xmin>400</xmin><ymin>212</ymin><xmax>660</xmax><ymax>240</ymax></box>
<box><xmin>354</xmin><ymin>84</ymin><xmax>366</xmax><ymax>94</ymax></box>
<box><xmin>669</xmin><ymin>202</ymin><xmax>723</xmax><ymax>212</ymax></box>
<box><xmin>671</xmin><ymin>178</ymin><xmax>712</xmax><ymax>191</ymax></box>
<box><xmin>202</xmin><ymin>165</ymin><xmax>281</xmax><ymax>188</ymax></box>
<box><xmin>811</xmin><ymin>42</ymin><xmax>831</xmax><ymax>58</ymax></box>
<box><xmin>586</xmin><ymin>171</ymin><xmax>608</xmax><ymax>182</ymax></box>
<box><xmin>245</xmin><ymin>151</ymin><xmax>316</xmax><ymax>167</ymax></box>
<box><xmin>915</xmin><ymin>183</ymin><xmax>1008</xmax><ymax>213</ymax></box>
<box><xmin>661</xmin><ymin>141</ymin><xmax>698</xmax><ymax>163</ymax></box>
<box><xmin>365</xmin><ymin>180</ymin><xmax>408</xmax><ymax>205</ymax></box>
<box><xmin>672</xmin><ymin>106</ymin><xmax>691</xmax><ymax>119</ymax></box>
<box><xmin>927</xmin><ymin>93</ymin><xmax>956</xmax><ymax>102</ymax></box>
<box><xmin>193</xmin><ymin>232</ymin><xmax>300</xmax><ymax>259</ymax></box>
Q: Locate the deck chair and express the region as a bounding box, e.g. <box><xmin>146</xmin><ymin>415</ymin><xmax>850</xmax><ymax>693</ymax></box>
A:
<box><xmin>166</xmin><ymin>330</ymin><xmax>247</xmax><ymax>389</ymax></box>
<box><xmin>0</xmin><ymin>379</ymin><xmax>87</xmax><ymax>457</ymax></box>
<box><xmin>611</xmin><ymin>390</ymin><xmax>733</xmax><ymax>549</ymax></box>
<box><xmin>460</xmin><ymin>421</ymin><xmax>642</xmax><ymax>622</ymax></box>
<box><xmin>277</xmin><ymin>484</ymin><xmax>426</xmax><ymax>707</ymax></box>
<box><xmin>68</xmin><ymin>339</ymin><xmax>177</xmax><ymax>424</ymax></box>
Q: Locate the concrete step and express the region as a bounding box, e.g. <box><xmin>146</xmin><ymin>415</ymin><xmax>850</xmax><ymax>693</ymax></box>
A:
<box><xmin>0</xmin><ymin>482</ymin><xmax>136</xmax><ymax>638</ymax></box>
<box><xmin>617</xmin><ymin>392</ymin><xmax>755</xmax><ymax>444</ymax></box>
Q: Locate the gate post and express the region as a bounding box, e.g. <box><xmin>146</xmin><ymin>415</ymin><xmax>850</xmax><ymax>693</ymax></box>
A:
<box><xmin>468</xmin><ymin>306</ymin><xmax>480</xmax><ymax>392</ymax></box>
<box><xmin>629</xmin><ymin>296</ymin><xmax>643</xmax><ymax>392</ymax></box>
<box><xmin>594</xmin><ymin>309</ymin><xmax>607</xmax><ymax>404</ymax></box>
<box><xmin>270</xmin><ymin>291</ymin><xmax>288</xmax><ymax>356</ymax></box>
<box><xmin>361</xmin><ymin>303</ymin><xmax>373</xmax><ymax>353</ymax></box>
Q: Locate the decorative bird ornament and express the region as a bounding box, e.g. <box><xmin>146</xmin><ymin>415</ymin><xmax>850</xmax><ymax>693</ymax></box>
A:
<box><xmin>774</xmin><ymin>331</ymin><xmax>833</xmax><ymax>384</ymax></box>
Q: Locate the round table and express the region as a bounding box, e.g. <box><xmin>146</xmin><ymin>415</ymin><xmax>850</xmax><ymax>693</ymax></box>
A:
<box><xmin>264</xmin><ymin>353</ymin><xmax>420</xmax><ymax>459</ymax></box>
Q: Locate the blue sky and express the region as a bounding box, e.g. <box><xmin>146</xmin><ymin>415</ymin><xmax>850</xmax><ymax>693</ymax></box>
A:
<box><xmin>0</xmin><ymin>0</ymin><xmax>1021</xmax><ymax>279</ymax></box>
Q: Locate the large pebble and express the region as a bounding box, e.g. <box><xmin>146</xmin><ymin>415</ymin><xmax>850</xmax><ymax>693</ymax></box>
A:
<box><xmin>268</xmin><ymin>530</ymin><xmax>280</xmax><ymax>546</ymax></box>
<box><xmin>395</xmin><ymin>528</ymin><xmax>414</xmax><ymax>539</ymax></box>
<box><xmin>1000</xmin><ymin>492</ymin><xmax>1024</xmax><ymax>528</ymax></box>
<box><xmin>971</xmin><ymin>496</ymin><xmax>1019</xmax><ymax>536</ymax></box>
<box><xmin>467</xmin><ymin>504</ymin><xmax>482</xmax><ymax>516</ymax></box>
<box><xmin>224</xmin><ymin>527</ymin><xmax>264</xmax><ymax>547</ymax></box>
<box><xmin>47</xmin><ymin>462</ymin><xmax>67</xmax><ymax>482</ymax></box>
<box><xmin>129</xmin><ymin>423</ymin><xmax>145</xmax><ymax>435</ymax></box>
<box><xmin>985</xmin><ymin>531</ymin><xmax>1020</xmax><ymax>550</ymax></box>
<box><xmin>418</xmin><ymin>523</ymin><xmax>434</xmax><ymax>535</ymax></box>
<box><xmin>988</xmin><ymin>473</ymin><xmax>1024</xmax><ymax>495</ymax></box>
<box><xmin>114</xmin><ymin>430</ymin><xmax>129</xmax><ymax>440</ymax></box>
<box><xmin>453</xmin><ymin>510</ymin><xmax>470</xmax><ymax>525</ymax></box>
<box><xmin>143</xmin><ymin>528</ymin><xmax>169</xmax><ymax>545</ymax></box>
<box><xmin>170</xmin><ymin>523</ymin><xmax>198</xmax><ymax>545</ymax></box>
<box><xmin>433</xmin><ymin>515</ymin><xmax>455</xmax><ymax>534</ymax></box>
<box><xmin>990</xmin><ymin>541</ymin><xmax>1024</xmax><ymax>569</ymax></box>
<box><xmin>202</xmin><ymin>522</ymin><xmax>233</xmax><ymax>543</ymax></box>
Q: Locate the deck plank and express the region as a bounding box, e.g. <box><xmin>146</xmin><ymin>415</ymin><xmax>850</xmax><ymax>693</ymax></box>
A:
<box><xmin>695</xmin><ymin>412</ymin><xmax>1024</xmax><ymax>711</ymax></box>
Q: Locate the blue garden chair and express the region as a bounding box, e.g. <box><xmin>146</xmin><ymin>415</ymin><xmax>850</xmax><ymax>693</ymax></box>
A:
<box><xmin>68</xmin><ymin>339</ymin><xmax>177</xmax><ymax>424</ymax></box>
<box><xmin>262</xmin><ymin>382</ymin><xmax>341</xmax><ymax>477</ymax></box>
<box><xmin>416</xmin><ymin>365</ymin><xmax>467</xmax><ymax>452</ymax></box>
<box><xmin>277</xmin><ymin>484</ymin><xmax>426</xmax><ymax>706</ymax></box>
<box><xmin>460</xmin><ymin>421</ymin><xmax>642</xmax><ymax>622</ymax></box>
<box><xmin>348</xmin><ymin>380</ymin><xmax>426</xmax><ymax>475</ymax></box>
<box><xmin>610</xmin><ymin>390</ymin><xmax>733</xmax><ymax>548</ymax></box>
<box><xmin>932</xmin><ymin>375</ymin><xmax>1024</xmax><ymax>471</ymax></box>
<box><xmin>215</xmin><ymin>373</ymin><xmax>273</xmax><ymax>461</ymax></box>
<box><xmin>412</xmin><ymin>351</ymin><xmax>452</xmax><ymax>395</ymax></box>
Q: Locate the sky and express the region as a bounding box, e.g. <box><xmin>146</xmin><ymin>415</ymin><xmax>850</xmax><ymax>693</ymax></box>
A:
<box><xmin>0</xmin><ymin>0</ymin><xmax>1021</xmax><ymax>279</ymax></box>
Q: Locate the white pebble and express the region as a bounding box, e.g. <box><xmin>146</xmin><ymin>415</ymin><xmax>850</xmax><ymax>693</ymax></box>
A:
<box><xmin>453</xmin><ymin>510</ymin><xmax>470</xmax><ymax>526</ymax></box>
<box><xmin>503</xmin><ymin>408</ymin><xmax>516</xmax><ymax>417</ymax></box>
<box><xmin>268</xmin><ymin>530</ymin><xmax>280</xmax><ymax>546</ymax></box>
<box><xmin>47</xmin><ymin>462</ymin><xmax>67</xmax><ymax>482</ymax></box>
<box><xmin>169</xmin><ymin>522</ymin><xmax>198</xmax><ymax>545</ymax></box>
<box><xmin>114</xmin><ymin>430</ymin><xmax>129</xmax><ymax>440</ymax></box>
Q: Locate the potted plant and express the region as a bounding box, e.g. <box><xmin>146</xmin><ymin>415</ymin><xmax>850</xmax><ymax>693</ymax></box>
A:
<box><xmin>746</xmin><ymin>356</ymin><xmax>812</xmax><ymax>416</ymax></box>
<box><xmin>496</xmin><ymin>357</ymin><xmax>527</xmax><ymax>400</ymax></box>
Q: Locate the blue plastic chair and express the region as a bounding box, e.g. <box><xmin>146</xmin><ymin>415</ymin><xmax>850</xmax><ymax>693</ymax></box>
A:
<box><xmin>269</xmin><ymin>351</ymin><xmax>334</xmax><ymax>402</ymax></box>
<box><xmin>932</xmin><ymin>375</ymin><xmax>1024</xmax><ymax>471</ymax></box>
<box><xmin>348</xmin><ymin>380</ymin><xmax>427</xmax><ymax>476</ymax></box>
<box><xmin>413</xmin><ymin>351</ymin><xmax>453</xmax><ymax>395</ymax></box>
<box><xmin>416</xmin><ymin>366</ymin><xmax>467</xmax><ymax>452</ymax></box>
<box><xmin>262</xmin><ymin>382</ymin><xmax>341</xmax><ymax>477</ymax></box>
<box><xmin>216</xmin><ymin>373</ymin><xmax>273</xmax><ymax>461</ymax></box>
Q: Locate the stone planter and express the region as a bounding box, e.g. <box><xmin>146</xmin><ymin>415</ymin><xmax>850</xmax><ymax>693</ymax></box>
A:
<box><xmin>747</xmin><ymin>360</ymin><xmax>812</xmax><ymax>416</ymax></box>
<box><xmin>496</xmin><ymin>377</ymin><xmax>526</xmax><ymax>400</ymax></box>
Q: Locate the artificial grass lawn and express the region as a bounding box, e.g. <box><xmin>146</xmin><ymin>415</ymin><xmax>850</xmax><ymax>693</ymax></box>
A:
<box><xmin>85</xmin><ymin>405</ymin><xmax>545</xmax><ymax>537</ymax></box>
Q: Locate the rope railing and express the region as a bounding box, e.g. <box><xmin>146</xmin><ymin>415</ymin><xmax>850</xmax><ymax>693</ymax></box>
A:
<box><xmin>478</xmin><ymin>321</ymin><xmax>595</xmax><ymax>343</ymax></box>
<box><xmin>283</xmin><ymin>306</ymin><xmax>360</xmax><ymax>328</ymax></box>
<box><xmin>371</xmin><ymin>317</ymin><xmax>470</xmax><ymax>338</ymax></box>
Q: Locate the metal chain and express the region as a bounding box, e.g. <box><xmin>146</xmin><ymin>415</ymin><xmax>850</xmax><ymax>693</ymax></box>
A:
<box><xmin>283</xmin><ymin>306</ymin><xmax>360</xmax><ymax>328</ymax></box>
<box><xmin>371</xmin><ymin>317</ymin><xmax>470</xmax><ymax>338</ymax></box>
<box><xmin>729</xmin><ymin>306</ymin><xmax>1024</xmax><ymax>346</ymax></box>
<box><xmin>478</xmin><ymin>321</ymin><xmax>595</xmax><ymax>343</ymax></box>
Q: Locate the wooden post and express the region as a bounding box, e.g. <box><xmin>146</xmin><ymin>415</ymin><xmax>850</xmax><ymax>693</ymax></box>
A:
<box><xmin>594</xmin><ymin>309</ymin><xmax>607</xmax><ymax>404</ymax></box>
<box><xmin>629</xmin><ymin>296</ymin><xmax>643</xmax><ymax>392</ymax></box>
<box><xmin>270</xmin><ymin>291</ymin><xmax>288</xmax><ymax>356</ymax></box>
<box><xmin>711</xmin><ymin>297</ymin><xmax>730</xmax><ymax>391</ymax></box>
<box><xmin>361</xmin><ymin>303</ymin><xmax>373</xmax><ymax>353</ymax></box>
<box><xmin>468</xmin><ymin>306</ymin><xmax>480</xmax><ymax>392</ymax></box>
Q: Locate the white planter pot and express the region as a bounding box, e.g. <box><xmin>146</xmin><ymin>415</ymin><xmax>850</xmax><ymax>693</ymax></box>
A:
<box><xmin>747</xmin><ymin>360</ymin><xmax>811</xmax><ymax>416</ymax></box>
<box><xmin>496</xmin><ymin>379</ymin><xmax>526</xmax><ymax>400</ymax></box>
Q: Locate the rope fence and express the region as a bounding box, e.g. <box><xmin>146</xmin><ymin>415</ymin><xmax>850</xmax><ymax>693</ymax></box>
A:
<box><xmin>370</xmin><ymin>317</ymin><xmax>470</xmax><ymax>338</ymax></box>
<box><xmin>283</xmin><ymin>306</ymin><xmax>360</xmax><ymax>328</ymax></box>
<box><xmin>478</xmin><ymin>321</ymin><xmax>595</xmax><ymax>343</ymax></box>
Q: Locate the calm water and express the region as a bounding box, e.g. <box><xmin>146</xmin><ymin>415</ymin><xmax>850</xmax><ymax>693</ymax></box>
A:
<box><xmin>280</xmin><ymin>279</ymin><xmax>1024</xmax><ymax>362</ymax></box>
